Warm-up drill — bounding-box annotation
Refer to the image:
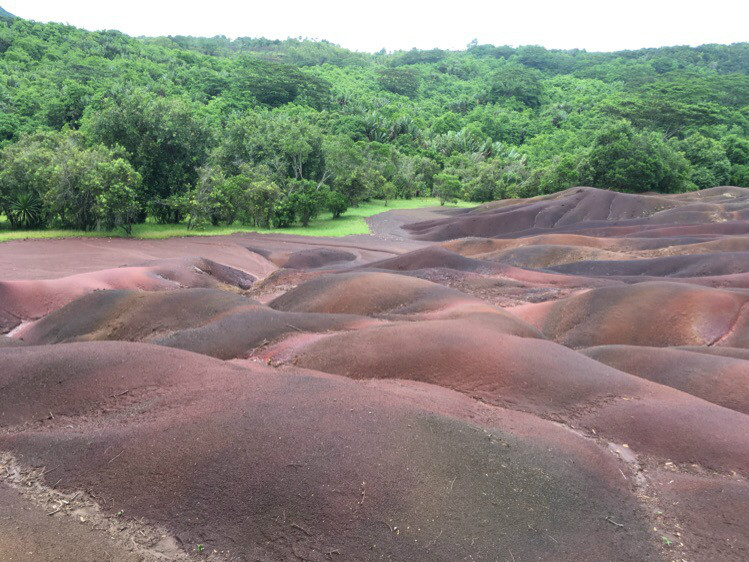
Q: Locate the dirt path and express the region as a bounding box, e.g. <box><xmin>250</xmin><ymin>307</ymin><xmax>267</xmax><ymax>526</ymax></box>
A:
<box><xmin>364</xmin><ymin>206</ymin><xmax>470</xmax><ymax>239</ymax></box>
<box><xmin>0</xmin><ymin>227</ymin><xmax>429</xmax><ymax>282</ymax></box>
<box><xmin>0</xmin><ymin>482</ymin><xmax>141</xmax><ymax>562</ymax></box>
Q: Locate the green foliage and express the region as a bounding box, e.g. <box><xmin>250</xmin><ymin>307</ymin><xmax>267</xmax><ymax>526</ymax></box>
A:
<box><xmin>674</xmin><ymin>133</ymin><xmax>731</xmax><ymax>189</ymax></box>
<box><xmin>433</xmin><ymin>173</ymin><xmax>461</xmax><ymax>205</ymax></box>
<box><xmin>326</xmin><ymin>190</ymin><xmax>349</xmax><ymax>218</ymax></box>
<box><xmin>580</xmin><ymin>121</ymin><xmax>690</xmax><ymax>193</ymax></box>
<box><xmin>487</xmin><ymin>63</ymin><xmax>543</xmax><ymax>107</ymax></box>
<box><xmin>229</xmin><ymin>58</ymin><xmax>332</xmax><ymax>109</ymax></box>
<box><xmin>0</xmin><ymin>130</ymin><xmax>142</xmax><ymax>232</ymax></box>
<box><xmin>288</xmin><ymin>179</ymin><xmax>329</xmax><ymax>226</ymax></box>
<box><xmin>376</xmin><ymin>67</ymin><xmax>421</xmax><ymax>97</ymax></box>
<box><xmin>9</xmin><ymin>191</ymin><xmax>43</xmax><ymax>228</ymax></box>
<box><xmin>0</xmin><ymin>16</ymin><xmax>747</xmax><ymax>236</ymax></box>
<box><xmin>81</xmin><ymin>90</ymin><xmax>212</xmax><ymax>222</ymax></box>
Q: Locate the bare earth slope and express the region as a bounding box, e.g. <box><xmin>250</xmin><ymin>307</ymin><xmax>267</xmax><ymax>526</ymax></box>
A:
<box><xmin>1</xmin><ymin>187</ymin><xmax>748</xmax><ymax>562</ymax></box>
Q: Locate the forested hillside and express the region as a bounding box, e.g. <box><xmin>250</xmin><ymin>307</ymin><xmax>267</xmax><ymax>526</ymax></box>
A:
<box><xmin>1</xmin><ymin>12</ymin><xmax>747</xmax><ymax>233</ymax></box>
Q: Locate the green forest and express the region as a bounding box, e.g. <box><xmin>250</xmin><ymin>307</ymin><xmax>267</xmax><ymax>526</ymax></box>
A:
<box><xmin>1</xmin><ymin>9</ymin><xmax>748</xmax><ymax>234</ymax></box>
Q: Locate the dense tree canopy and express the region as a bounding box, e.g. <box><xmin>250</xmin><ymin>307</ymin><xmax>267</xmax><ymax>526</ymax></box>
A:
<box><xmin>0</xmin><ymin>12</ymin><xmax>747</xmax><ymax>233</ymax></box>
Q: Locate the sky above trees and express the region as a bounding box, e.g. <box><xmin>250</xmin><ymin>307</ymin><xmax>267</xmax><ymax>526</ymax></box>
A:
<box><xmin>5</xmin><ymin>0</ymin><xmax>749</xmax><ymax>52</ymax></box>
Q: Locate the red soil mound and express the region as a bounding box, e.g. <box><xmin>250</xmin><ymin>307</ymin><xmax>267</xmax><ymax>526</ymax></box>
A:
<box><xmin>484</xmin><ymin>244</ymin><xmax>628</xmax><ymax>268</ymax></box>
<box><xmin>17</xmin><ymin>288</ymin><xmax>371</xmax><ymax>360</ymax></box>
<box><xmin>363</xmin><ymin>245</ymin><xmax>493</xmax><ymax>272</ymax></box>
<box><xmin>0</xmin><ymin>342</ymin><xmax>660</xmax><ymax>562</ymax></box>
<box><xmin>282</xmin><ymin>247</ymin><xmax>357</xmax><ymax>269</ymax></box>
<box><xmin>285</xmin><ymin>319</ymin><xmax>749</xmax><ymax>474</ymax></box>
<box><xmin>649</xmin><ymin>471</ymin><xmax>749</xmax><ymax>562</ymax></box>
<box><xmin>2</xmin><ymin>187</ymin><xmax>749</xmax><ymax>561</ymax></box>
<box><xmin>673</xmin><ymin>345</ymin><xmax>749</xmax><ymax>360</ymax></box>
<box><xmin>511</xmin><ymin>281</ymin><xmax>749</xmax><ymax>348</ymax></box>
<box><xmin>0</xmin><ymin>257</ymin><xmax>255</xmax><ymax>334</ymax></box>
<box><xmin>442</xmin><ymin>233</ymin><xmax>749</xmax><ymax>257</ymax></box>
<box><xmin>581</xmin><ymin>345</ymin><xmax>749</xmax><ymax>413</ymax></box>
<box><xmin>269</xmin><ymin>271</ymin><xmax>538</xmax><ymax>326</ymax></box>
<box><xmin>550</xmin><ymin>251</ymin><xmax>749</xmax><ymax>278</ymax></box>
<box><xmin>406</xmin><ymin>186</ymin><xmax>749</xmax><ymax>241</ymax></box>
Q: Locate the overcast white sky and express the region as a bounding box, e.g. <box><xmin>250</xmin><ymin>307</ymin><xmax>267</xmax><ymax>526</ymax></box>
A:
<box><xmin>4</xmin><ymin>0</ymin><xmax>748</xmax><ymax>52</ymax></box>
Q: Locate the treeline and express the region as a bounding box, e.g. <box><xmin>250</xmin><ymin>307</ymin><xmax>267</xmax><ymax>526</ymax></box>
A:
<box><xmin>0</xmin><ymin>13</ymin><xmax>748</xmax><ymax>233</ymax></box>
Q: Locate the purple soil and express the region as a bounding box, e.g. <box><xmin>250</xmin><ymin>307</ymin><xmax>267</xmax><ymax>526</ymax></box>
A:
<box><xmin>649</xmin><ymin>471</ymin><xmax>749</xmax><ymax>562</ymax></box>
<box><xmin>511</xmin><ymin>281</ymin><xmax>749</xmax><ymax>348</ymax></box>
<box><xmin>549</xmin><ymin>251</ymin><xmax>749</xmax><ymax>278</ymax></box>
<box><xmin>0</xmin><ymin>342</ymin><xmax>660</xmax><ymax>562</ymax></box>
<box><xmin>17</xmin><ymin>288</ymin><xmax>374</xmax><ymax>360</ymax></box>
<box><xmin>405</xmin><ymin>186</ymin><xmax>749</xmax><ymax>241</ymax></box>
<box><xmin>361</xmin><ymin>245</ymin><xmax>496</xmax><ymax>272</ymax></box>
<box><xmin>281</xmin><ymin>247</ymin><xmax>357</xmax><ymax>269</ymax></box>
<box><xmin>268</xmin><ymin>271</ymin><xmax>539</xmax><ymax>327</ymax></box>
<box><xmin>284</xmin><ymin>320</ymin><xmax>749</xmax><ymax>475</ymax></box>
<box><xmin>2</xmin><ymin>186</ymin><xmax>749</xmax><ymax>561</ymax></box>
<box><xmin>673</xmin><ymin>345</ymin><xmax>749</xmax><ymax>360</ymax></box>
<box><xmin>581</xmin><ymin>345</ymin><xmax>749</xmax><ymax>413</ymax></box>
<box><xmin>0</xmin><ymin>257</ymin><xmax>255</xmax><ymax>333</ymax></box>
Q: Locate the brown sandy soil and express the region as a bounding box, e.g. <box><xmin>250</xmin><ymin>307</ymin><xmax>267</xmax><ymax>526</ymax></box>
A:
<box><xmin>580</xmin><ymin>345</ymin><xmax>749</xmax><ymax>413</ymax></box>
<box><xmin>1</xmin><ymin>186</ymin><xmax>749</xmax><ymax>562</ymax></box>
<box><xmin>0</xmin><ymin>483</ymin><xmax>141</xmax><ymax>562</ymax></box>
<box><xmin>0</xmin><ymin>231</ymin><xmax>426</xmax><ymax>282</ymax></box>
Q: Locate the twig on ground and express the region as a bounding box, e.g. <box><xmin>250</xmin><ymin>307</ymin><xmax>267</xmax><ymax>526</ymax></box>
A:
<box><xmin>291</xmin><ymin>523</ymin><xmax>312</xmax><ymax>536</ymax></box>
<box><xmin>605</xmin><ymin>516</ymin><xmax>624</xmax><ymax>528</ymax></box>
<box><xmin>108</xmin><ymin>451</ymin><xmax>124</xmax><ymax>464</ymax></box>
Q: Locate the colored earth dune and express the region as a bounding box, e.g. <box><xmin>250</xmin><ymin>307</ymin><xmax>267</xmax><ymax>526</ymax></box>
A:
<box><xmin>1</xmin><ymin>186</ymin><xmax>748</xmax><ymax>562</ymax></box>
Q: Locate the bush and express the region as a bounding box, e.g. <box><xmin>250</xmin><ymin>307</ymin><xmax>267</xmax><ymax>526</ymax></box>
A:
<box><xmin>327</xmin><ymin>190</ymin><xmax>349</xmax><ymax>218</ymax></box>
<box><xmin>0</xmin><ymin>131</ymin><xmax>143</xmax><ymax>232</ymax></box>
<box><xmin>433</xmin><ymin>173</ymin><xmax>461</xmax><ymax>205</ymax></box>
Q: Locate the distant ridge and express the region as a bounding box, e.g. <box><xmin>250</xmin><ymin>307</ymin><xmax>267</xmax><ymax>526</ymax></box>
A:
<box><xmin>0</xmin><ymin>5</ymin><xmax>15</xmax><ymax>18</ymax></box>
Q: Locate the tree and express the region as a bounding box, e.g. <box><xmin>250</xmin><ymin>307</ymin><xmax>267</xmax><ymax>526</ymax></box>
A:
<box><xmin>487</xmin><ymin>63</ymin><xmax>543</xmax><ymax>107</ymax></box>
<box><xmin>326</xmin><ymin>190</ymin><xmax>348</xmax><ymax>218</ymax></box>
<box><xmin>216</xmin><ymin>111</ymin><xmax>325</xmax><ymax>188</ymax></box>
<box><xmin>464</xmin><ymin>149</ymin><xmax>528</xmax><ymax>201</ymax></box>
<box><xmin>580</xmin><ymin>121</ymin><xmax>690</xmax><ymax>193</ymax></box>
<box><xmin>323</xmin><ymin>136</ymin><xmax>383</xmax><ymax>205</ymax></box>
<box><xmin>433</xmin><ymin>173</ymin><xmax>461</xmax><ymax>205</ymax></box>
<box><xmin>0</xmin><ymin>131</ymin><xmax>142</xmax><ymax>232</ymax></box>
<box><xmin>723</xmin><ymin>135</ymin><xmax>749</xmax><ymax>187</ymax></box>
<box><xmin>0</xmin><ymin>131</ymin><xmax>59</xmax><ymax>228</ymax></box>
<box><xmin>376</xmin><ymin>67</ymin><xmax>421</xmax><ymax>97</ymax></box>
<box><xmin>242</xmin><ymin>177</ymin><xmax>282</xmax><ymax>227</ymax></box>
<box><xmin>94</xmin><ymin>158</ymin><xmax>142</xmax><ymax>234</ymax></box>
<box><xmin>81</xmin><ymin>89</ymin><xmax>212</xmax><ymax>222</ymax></box>
<box><xmin>601</xmin><ymin>81</ymin><xmax>725</xmax><ymax>139</ymax></box>
<box><xmin>288</xmin><ymin>179</ymin><xmax>329</xmax><ymax>226</ymax></box>
<box><xmin>184</xmin><ymin>166</ymin><xmax>228</xmax><ymax>229</ymax></box>
<box><xmin>228</xmin><ymin>58</ymin><xmax>332</xmax><ymax>109</ymax></box>
<box><xmin>674</xmin><ymin>133</ymin><xmax>731</xmax><ymax>189</ymax></box>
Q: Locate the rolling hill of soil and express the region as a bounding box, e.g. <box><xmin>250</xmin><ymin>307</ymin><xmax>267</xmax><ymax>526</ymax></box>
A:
<box><xmin>1</xmin><ymin>187</ymin><xmax>748</xmax><ymax>562</ymax></box>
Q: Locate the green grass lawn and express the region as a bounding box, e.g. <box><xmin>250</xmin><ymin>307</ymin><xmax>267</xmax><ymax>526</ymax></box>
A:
<box><xmin>0</xmin><ymin>198</ymin><xmax>475</xmax><ymax>243</ymax></box>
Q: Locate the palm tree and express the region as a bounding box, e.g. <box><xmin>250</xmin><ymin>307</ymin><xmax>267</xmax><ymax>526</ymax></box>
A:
<box><xmin>10</xmin><ymin>192</ymin><xmax>44</xmax><ymax>228</ymax></box>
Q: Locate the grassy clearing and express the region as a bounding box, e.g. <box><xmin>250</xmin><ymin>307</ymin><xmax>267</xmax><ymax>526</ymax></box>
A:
<box><xmin>0</xmin><ymin>198</ymin><xmax>475</xmax><ymax>243</ymax></box>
